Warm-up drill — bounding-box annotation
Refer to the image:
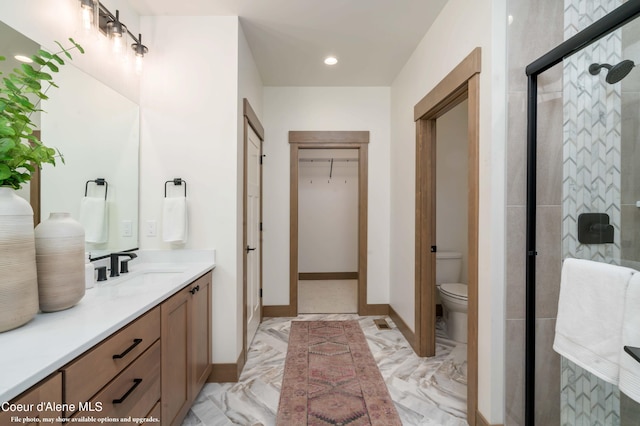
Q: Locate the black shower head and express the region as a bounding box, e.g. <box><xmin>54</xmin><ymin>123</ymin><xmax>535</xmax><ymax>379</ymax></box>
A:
<box><xmin>589</xmin><ymin>59</ymin><xmax>635</xmax><ymax>84</ymax></box>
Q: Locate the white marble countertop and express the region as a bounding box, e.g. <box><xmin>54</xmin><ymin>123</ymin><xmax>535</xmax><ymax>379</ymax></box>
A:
<box><xmin>0</xmin><ymin>250</ymin><xmax>216</xmax><ymax>403</ymax></box>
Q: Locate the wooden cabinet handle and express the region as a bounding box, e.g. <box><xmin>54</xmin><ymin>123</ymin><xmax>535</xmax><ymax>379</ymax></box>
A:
<box><xmin>112</xmin><ymin>378</ymin><xmax>142</xmax><ymax>404</ymax></box>
<box><xmin>112</xmin><ymin>338</ymin><xmax>143</xmax><ymax>360</ymax></box>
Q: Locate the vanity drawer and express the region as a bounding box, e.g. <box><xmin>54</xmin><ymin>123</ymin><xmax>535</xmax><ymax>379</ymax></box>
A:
<box><xmin>72</xmin><ymin>340</ymin><xmax>160</xmax><ymax>421</ymax></box>
<box><xmin>147</xmin><ymin>401</ymin><xmax>161</xmax><ymax>420</ymax></box>
<box><xmin>0</xmin><ymin>373</ymin><xmax>62</xmax><ymax>425</ymax></box>
<box><xmin>63</xmin><ymin>306</ymin><xmax>160</xmax><ymax>405</ymax></box>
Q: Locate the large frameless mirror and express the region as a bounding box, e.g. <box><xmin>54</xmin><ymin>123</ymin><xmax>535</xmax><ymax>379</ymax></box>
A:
<box><xmin>0</xmin><ymin>20</ymin><xmax>139</xmax><ymax>257</ymax></box>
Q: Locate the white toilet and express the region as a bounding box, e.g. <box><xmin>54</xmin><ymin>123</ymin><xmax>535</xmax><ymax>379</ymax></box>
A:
<box><xmin>436</xmin><ymin>251</ymin><xmax>468</xmax><ymax>343</ymax></box>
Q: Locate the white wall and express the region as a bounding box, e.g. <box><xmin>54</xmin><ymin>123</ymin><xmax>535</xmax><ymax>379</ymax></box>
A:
<box><xmin>262</xmin><ymin>87</ymin><xmax>391</xmax><ymax>306</ymax></box>
<box><xmin>139</xmin><ymin>15</ymin><xmax>241</xmax><ymax>363</ymax></box>
<box><xmin>237</xmin><ymin>23</ymin><xmax>264</xmax><ymax>356</ymax></box>
<box><xmin>298</xmin><ymin>150</ymin><xmax>359</xmax><ymax>273</ymax></box>
<box><xmin>389</xmin><ymin>0</ymin><xmax>507</xmax><ymax>422</ymax></box>
<box><xmin>436</xmin><ymin>100</ymin><xmax>468</xmax><ymax>284</ymax></box>
<box><xmin>0</xmin><ymin>0</ymin><xmax>141</xmax><ymax>103</ymax></box>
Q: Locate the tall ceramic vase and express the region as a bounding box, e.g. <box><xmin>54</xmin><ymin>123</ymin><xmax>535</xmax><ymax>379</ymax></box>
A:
<box><xmin>35</xmin><ymin>213</ymin><xmax>85</xmax><ymax>312</ymax></box>
<box><xmin>0</xmin><ymin>187</ymin><xmax>39</xmax><ymax>332</ymax></box>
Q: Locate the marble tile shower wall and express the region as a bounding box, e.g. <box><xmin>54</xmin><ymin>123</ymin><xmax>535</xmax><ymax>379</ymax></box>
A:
<box><xmin>562</xmin><ymin>0</ymin><xmax>622</xmax><ymax>266</ymax></box>
<box><xmin>561</xmin><ymin>1</ymin><xmax>622</xmax><ymax>424</ymax></box>
<box><xmin>505</xmin><ymin>0</ymin><xmax>564</xmax><ymax>424</ymax></box>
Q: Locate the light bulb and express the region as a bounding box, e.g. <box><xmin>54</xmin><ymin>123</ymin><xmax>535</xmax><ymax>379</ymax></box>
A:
<box><xmin>113</xmin><ymin>34</ymin><xmax>124</xmax><ymax>53</ymax></box>
<box><xmin>107</xmin><ymin>11</ymin><xmax>127</xmax><ymax>54</ymax></box>
<box><xmin>79</xmin><ymin>0</ymin><xmax>98</xmax><ymax>33</ymax></box>
<box><xmin>135</xmin><ymin>55</ymin><xmax>143</xmax><ymax>74</ymax></box>
<box><xmin>81</xmin><ymin>7</ymin><xmax>92</xmax><ymax>30</ymax></box>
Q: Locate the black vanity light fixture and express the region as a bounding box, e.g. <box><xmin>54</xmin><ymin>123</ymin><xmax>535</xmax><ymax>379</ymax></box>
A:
<box><xmin>132</xmin><ymin>34</ymin><xmax>148</xmax><ymax>74</ymax></box>
<box><xmin>106</xmin><ymin>10</ymin><xmax>127</xmax><ymax>54</ymax></box>
<box><xmin>77</xmin><ymin>0</ymin><xmax>149</xmax><ymax>73</ymax></box>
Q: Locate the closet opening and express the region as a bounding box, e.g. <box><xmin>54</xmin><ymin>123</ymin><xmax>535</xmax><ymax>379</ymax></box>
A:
<box><xmin>288</xmin><ymin>131</ymin><xmax>375</xmax><ymax>316</ymax></box>
<box><xmin>297</xmin><ymin>149</ymin><xmax>359</xmax><ymax>313</ymax></box>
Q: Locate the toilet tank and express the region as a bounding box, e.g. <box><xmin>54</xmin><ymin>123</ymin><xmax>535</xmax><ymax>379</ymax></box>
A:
<box><xmin>436</xmin><ymin>251</ymin><xmax>462</xmax><ymax>285</ymax></box>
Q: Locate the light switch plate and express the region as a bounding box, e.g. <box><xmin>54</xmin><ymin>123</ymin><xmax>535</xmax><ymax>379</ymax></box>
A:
<box><xmin>146</xmin><ymin>220</ymin><xmax>157</xmax><ymax>237</ymax></box>
<box><xmin>121</xmin><ymin>220</ymin><xmax>132</xmax><ymax>237</ymax></box>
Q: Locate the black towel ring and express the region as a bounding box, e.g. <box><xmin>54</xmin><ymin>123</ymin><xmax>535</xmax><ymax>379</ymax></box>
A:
<box><xmin>85</xmin><ymin>178</ymin><xmax>108</xmax><ymax>200</ymax></box>
<box><xmin>164</xmin><ymin>178</ymin><xmax>187</xmax><ymax>198</ymax></box>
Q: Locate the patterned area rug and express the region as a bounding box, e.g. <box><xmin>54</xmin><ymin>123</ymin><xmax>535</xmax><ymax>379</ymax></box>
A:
<box><xmin>276</xmin><ymin>320</ymin><xmax>402</xmax><ymax>425</ymax></box>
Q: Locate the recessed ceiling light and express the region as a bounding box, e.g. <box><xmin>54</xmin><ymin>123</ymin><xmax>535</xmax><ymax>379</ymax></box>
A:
<box><xmin>324</xmin><ymin>56</ymin><xmax>338</xmax><ymax>66</ymax></box>
<box><xmin>14</xmin><ymin>55</ymin><xmax>33</xmax><ymax>63</ymax></box>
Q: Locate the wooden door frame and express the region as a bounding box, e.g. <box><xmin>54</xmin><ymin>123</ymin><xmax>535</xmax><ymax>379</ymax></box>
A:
<box><xmin>241</xmin><ymin>98</ymin><xmax>264</xmax><ymax>373</ymax></box>
<box><xmin>282</xmin><ymin>131</ymin><xmax>383</xmax><ymax>317</ymax></box>
<box><xmin>414</xmin><ymin>48</ymin><xmax>481</xmax><ymax>426</ymax></box>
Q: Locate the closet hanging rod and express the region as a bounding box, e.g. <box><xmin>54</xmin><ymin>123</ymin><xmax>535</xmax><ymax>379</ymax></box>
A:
<box><xmin>298</xmin><ymin>158</ymin><xmax>358</xmax><ymax>162</ymax></box>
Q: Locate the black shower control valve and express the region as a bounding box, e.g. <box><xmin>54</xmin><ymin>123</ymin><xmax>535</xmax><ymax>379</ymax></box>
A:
<box><xmin>577</xmin><ymin>213</ymin><xmax>614</xmax><ymax>244</ymax></box>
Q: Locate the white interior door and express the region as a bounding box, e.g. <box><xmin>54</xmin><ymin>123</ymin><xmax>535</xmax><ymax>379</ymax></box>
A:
<box><xmin>246</xmin><ymin>126</ymin><xmax>261</xmax><ymax>349</ymax></box>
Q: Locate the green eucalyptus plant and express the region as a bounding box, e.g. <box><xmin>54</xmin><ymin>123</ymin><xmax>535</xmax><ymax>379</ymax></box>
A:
<box><xmin>0</xmin><ymin>38</ymin><xmax>84</xmax><ymax>190</ymax></box>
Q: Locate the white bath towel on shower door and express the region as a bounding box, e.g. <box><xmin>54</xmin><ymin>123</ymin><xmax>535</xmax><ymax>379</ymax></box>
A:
<box><xmin>553</xmin><ymin>257</ymin><xmax>635</xmax><ymax>384</ymax></box>
<box><xmin>619</xmin><ymin>272</ymin><xmax>640</xmax><ymax>403</ymax></box>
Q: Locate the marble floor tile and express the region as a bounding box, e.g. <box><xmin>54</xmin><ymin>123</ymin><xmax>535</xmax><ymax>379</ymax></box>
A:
<box><xmin>183</xmin><ymin>314</ymin><xmax>468</xmax><ymax>426</ymax></box>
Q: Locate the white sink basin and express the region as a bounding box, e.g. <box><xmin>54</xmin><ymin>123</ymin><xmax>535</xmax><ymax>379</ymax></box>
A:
<box><xmin>107</xmin><ymin>268</ymin><xmax>187</xmax><ymax>286</ymax></box>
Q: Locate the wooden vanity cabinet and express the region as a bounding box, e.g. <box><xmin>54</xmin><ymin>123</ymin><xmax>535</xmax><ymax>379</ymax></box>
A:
<box><xmin>161</xmin><ymin>271</ymin><xmax>212</xmax><ymax>426</ymax></box>
<box><xmin>1</xmin><ymin>270</ymin><xmax>212</xmax><ymax>426</ymax></box>
<box><xmin>0</xmin><ymin>373</ymin><xmax>62</xmax><ymax>425</ymax></box>
<box><xmin>63</xmin><ymin>307</ymin><xmax>160</xmax><ymax>409</ymax></box>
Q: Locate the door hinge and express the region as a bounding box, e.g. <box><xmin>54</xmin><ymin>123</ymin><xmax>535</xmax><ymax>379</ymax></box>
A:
<box><xmin>259</xmin><ymin>222</ymin><xmax>263</xmax><ymax>232</ymax></box>
<box><xmin>430</xmin><ymin>245</ymin><xmax>437</xmax><ymax>253</ymax></box>
<box><xmin>259</xmin><ymin>288</ymin><xmax>262</xmax><ymax>298</ymax></box>
<box><xmin>260</xmin><ymin>154</ymin><xmax>266</xmax><ymax>165</ymax></box>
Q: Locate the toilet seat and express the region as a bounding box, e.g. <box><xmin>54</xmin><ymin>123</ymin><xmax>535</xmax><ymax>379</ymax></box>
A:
<box><xmin>440</xmin><ymin>283</ymin><xmax>468</xmax><ymax>301</ymax></box>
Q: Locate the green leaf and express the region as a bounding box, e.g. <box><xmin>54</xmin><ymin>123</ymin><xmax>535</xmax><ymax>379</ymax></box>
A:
<box><xmin>55</xmin><ymin>42</ymin><xmax>73</xmax><ymax>60</ymax></box>
<box><xmin>69</xmin><ymin>38</ymin><xmax>85</xmax><ymax>54</ymax></box>
<box><xmin>21</xmin><ymin>64</ymin><xmax>52</xmax><ymax>81</ymax></box>
<box><xmin>3</xmin><ymin>78</ymin><xmax>19</xmax><ymax>93</ymax></box>
<box><xmin>31</xmin><ymin>56</ymin><xmax>46</xmax><ymax>66</ymax></box>
<box><xmin>21</xmin><ymin>64</ymin><xmax>37</xmax><ymax>78</ymax></box>
<box><xmin>0</xmin><ymin>138</ymin><xmax>15</xmax><ymax>153</ymax></box>
<box><xmin>0</xmin><ymin>163</ymin><xmax>10</xmax><ymax>180</ymax></box>
<box><xmin>52</xmin><ymin>54</ymin><xmax>65</xmax><ymax>65</ymax></box>
<box><xmin>38</xmin><ymin>50</ymin><xmax>53</xmax><ymax>59</ymax></box>
<box><xmin>43</xmin><ymin>61</ymin><xmax>59</xmax><ymax>73</ymax></box>
<box><xmin>0</xmin><ymin>125</ymin><xmax>15</xmax><ymax>136</ymax></box>
<box><xmin>56</xmin><ymin>147</ymin><xmax>65</xmax><ymax>164</ymax></box>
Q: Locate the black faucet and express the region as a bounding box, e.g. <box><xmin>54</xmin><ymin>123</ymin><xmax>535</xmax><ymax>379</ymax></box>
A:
<box><xmin>110</xmin><ymin>252</ymin><xmax>138</xmax><ymax>277</ymax></box>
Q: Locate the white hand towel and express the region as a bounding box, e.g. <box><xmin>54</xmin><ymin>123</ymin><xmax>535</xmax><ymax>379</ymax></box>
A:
<box><xmin>553</xmin><ymin>258</ymin><xmax>635</xmax><ymax>384</ymax></box>
<box><xmin>619</xmin><ymin>272</ymin><xmax>640</xmax><ymax>403</ymax></box>
<box><xmin>79</xmin><ymin>196</ymin><xmax>108</xmax><ymax>243</ymax></box>
<box><xmin>162</xmin><ymin>197</ymin><xmax>188</xmax><ymax>243</ymax></box>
